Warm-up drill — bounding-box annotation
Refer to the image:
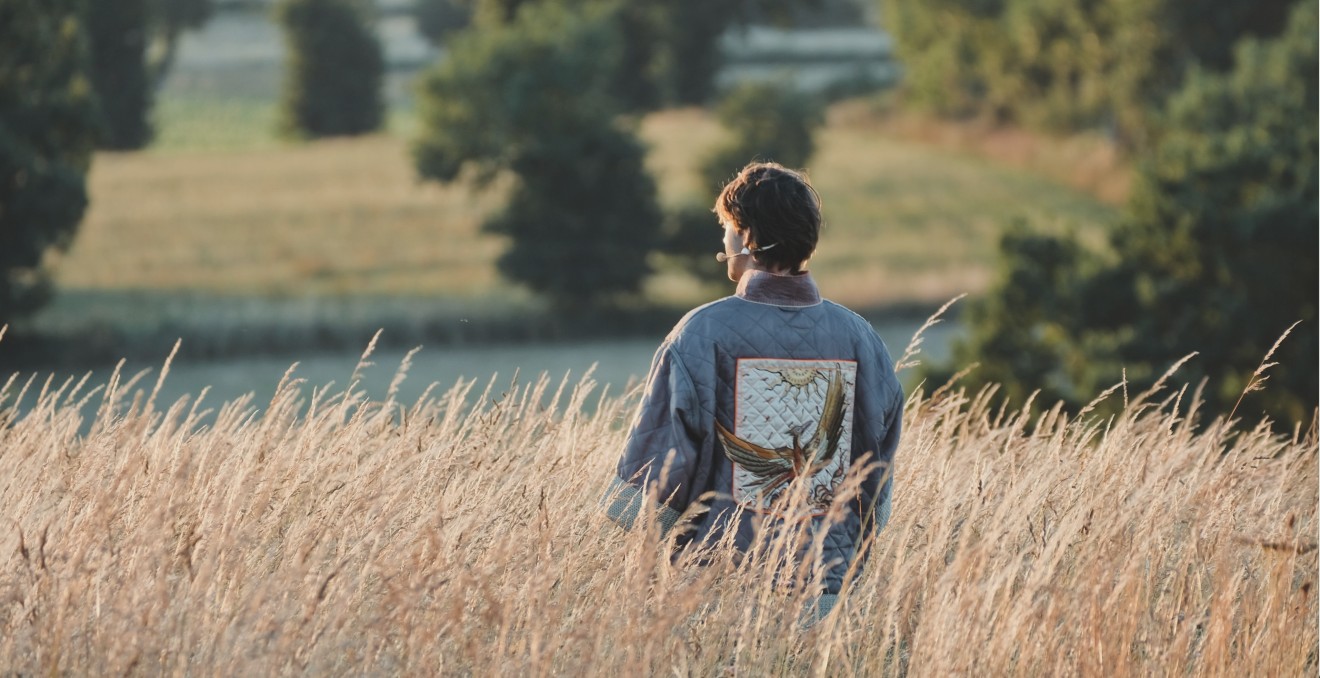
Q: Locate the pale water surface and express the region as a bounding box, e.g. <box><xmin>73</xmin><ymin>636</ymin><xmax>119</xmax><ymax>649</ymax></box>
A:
<box><xmin>7</xmin><ymin>319</ymin><xmax>957</xmax><ymax>425</ymax></box>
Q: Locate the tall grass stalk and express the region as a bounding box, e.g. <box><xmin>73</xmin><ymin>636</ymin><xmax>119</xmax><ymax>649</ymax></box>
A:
<box><xmin>0</xmin><ymin>346</ymin><xmax>1314</xmax><ymax>674</ymax></box>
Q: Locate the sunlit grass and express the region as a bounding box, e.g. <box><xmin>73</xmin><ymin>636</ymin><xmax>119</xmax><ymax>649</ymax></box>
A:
<box><xmin>150</xmin><ymin>96</ymin><xmax>283</xmax><ymax>152</ymax></box>
<box><xmin>55</xmin><ymin>100</ymin><xmax>1118</xmax><ymax>313</ymax></box>
<box><xmin>60</xmin><ymin>132</ymin><xmax>510</xmax><ymax>298</ymax></box>
<box><xmin>0</xmin><ymin>335</ymin><xmax>1313</xmax><ymax>674</ymax></box>
<box><xmin>151</xmin><ymin>96</ymin><xmax>422</xmax><ymax>153</ymax></box>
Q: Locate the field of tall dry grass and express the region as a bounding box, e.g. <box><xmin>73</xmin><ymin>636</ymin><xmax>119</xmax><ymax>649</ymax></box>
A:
<box><xmin>1</xmin><ymin>327</ymin><xmax>1315</xmax><ymax>675</ymax></box>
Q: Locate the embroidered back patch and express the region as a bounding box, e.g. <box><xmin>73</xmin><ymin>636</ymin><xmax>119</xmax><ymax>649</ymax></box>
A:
<box><xmin>717</xmin><ymin>358</ymin><xmax>858</xmax><ymax>513</ymax></box>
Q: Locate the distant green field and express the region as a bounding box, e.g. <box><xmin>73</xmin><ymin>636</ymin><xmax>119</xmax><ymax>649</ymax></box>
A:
<box><xmin>150</xmin><ymin>97</ymin><xmax>421</xmax><ymax>152</ymax></box>
<box><xmin>56</xmin><ymin>96</ymin><xmax>1116</xmax><ymax>319</ymax></box>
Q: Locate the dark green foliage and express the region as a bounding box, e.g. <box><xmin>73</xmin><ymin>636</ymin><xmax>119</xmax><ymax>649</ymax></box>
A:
<box><xmin>413</xmin><ymin>3</ymin><xmax>662</xmax><ymax>310</ymax></box>
<box><xmin>155</xmin><ymin>0</ymin><xmax>210</xmax><ymax>31</ymax></box>
<box><xmin>652</xmin><ymin>0</ymin><xmax>739</xmax><ymax>105</ymax></box>
<box><xmin>606</xmin><ymin>0</ymin><xmax>665</xmax><ymax>112</ymax></box>
<box><xmin>83</xmin><ymin>0</ymin><xmax>214</xmax><ymax>150</ymax></box>
<box><xmin>882</xmin><ymin>0</ymin><xmax>1298</xmax><ymax>147</ymax></box>
<box><xmin>743</xmin><ymin>0</ymin><xmax>863</xmax><ymax>28</ymax></box>
<box><xmin>882</xmin><ymin>0</ymin><xmax>1002</xmax><ymax>118</ymax></box>
<box><xmin>0</xmin><ymin>0</ymin><xmax>99</xmax><ymax>327</ymax></box>
<box><xmin>1163</xmin><ymin>0</ymin><xmax>1294</xmax><ymax>72</ymax></box>
<box><xmin>276</xmin><ymin>0</ymin><xmax>383</xmax><ymax>138</ymax></box>
<box><xmin>469</xmin><ymin>0</ymin><xmax>532</xmax><ymax>26</ymax></box>
<box><xmin>666</xmin><ymin>82</ymin><xmax>824</xmax><ymax>282</ymax></box>
<box><xmin>942</xmin><ymin>224</ymin><xmax>1115</xmax><ymax>408</ymax></box>
<box><xmin>415</xmin><ymin>0</ymin><xmax>472</xmax><ymax>45</ymax></box>
<box><xmin>700</xmin><ymin>82</ymin><xmax>824</xmax><ymax>190</ymax></box>
<box><xmin>647</xmin><ymin>0</ymin><xmax>820</xmax><ymax>105</ymax></box>
<box><xmin>490</xmin><ymin>125</ymin><xmax>662</xmax><ymax>307</ymax></box>
<box><xmin>86</xmin><ymin>0</ymin><xmax>155</xmax><ymax>149</ymax></box>
<box><xmin>940</xmin><ymin>2</ymin><xmax>1319</xmax><ymax>425</ymax></box>
<box><xmin>455</xmin><ymin>0</ymin><xmax>818</xmax><ymax>109</ymax></box>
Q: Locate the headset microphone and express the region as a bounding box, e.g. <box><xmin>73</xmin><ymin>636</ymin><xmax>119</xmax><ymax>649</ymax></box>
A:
<box><xmin>716</xmin><ymin>243</ymin><xmax>775</xmax><ymax>263</ymax></box>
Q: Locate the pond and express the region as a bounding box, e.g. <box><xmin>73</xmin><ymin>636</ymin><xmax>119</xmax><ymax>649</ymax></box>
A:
<box><xmin>5</xmin><ymin>318</ymin><xmax>959</xmax><ymax>424</ymax></box>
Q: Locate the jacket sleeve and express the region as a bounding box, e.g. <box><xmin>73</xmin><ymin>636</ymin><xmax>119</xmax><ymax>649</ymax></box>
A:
<box><xmin>856</xmin><ymin>336</ymin><xmax>903</xmax><ymax>542</ymax></box>
<box><xmin>602</xmin><ymin>341</ymin><xmax>704</xmax><ymax>535</ymax></box>
<box><xmin>870</xmin><ymin>388</ymin><xmax>901</xmax><ymax>533</ymax></box>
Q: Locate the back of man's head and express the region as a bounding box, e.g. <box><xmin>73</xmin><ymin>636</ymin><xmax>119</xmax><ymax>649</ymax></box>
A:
<box><xmin>715</xmin><ymin>162</ymin><xmax>822</xmax><ymax>273</ymax></box>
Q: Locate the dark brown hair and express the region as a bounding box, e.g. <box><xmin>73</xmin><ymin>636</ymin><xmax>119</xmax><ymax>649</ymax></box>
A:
<box><xmin>714</xmin><ymin>161</ymin><xmax>821</xmax><ymax>273</ymax></box>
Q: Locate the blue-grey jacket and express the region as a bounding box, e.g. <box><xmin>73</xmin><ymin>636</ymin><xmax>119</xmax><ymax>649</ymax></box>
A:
<box><xmin>605</xmin><ymin>269</ymin><xmax>903</xmax><ymax>604</ymax></box>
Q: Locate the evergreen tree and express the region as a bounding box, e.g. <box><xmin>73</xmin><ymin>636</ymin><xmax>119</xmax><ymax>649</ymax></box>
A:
<box><xmin>455</xmin><ymin>0</ymin><xmax>819</xmax><ymax>109</ymax></box>
<box><xmin>939</xmin><ymin>2</ymin><xmax>1318</xmax><ymax>426</ymax></box>
<box><xmin>83</xmin><ymin>0</ymin><xmax>214</xmax><ymax>150</ymax></box>
<box><xmin>1104</xmin><ymin>0</ymin><xmax>1318</xmax><ymax>422</ymax></box>
<box><xmin>277</xmin><ymin>0</ymin><xmax>384</xmax><ymax>138</ymax></box>
<box><xmin>415</xmin><ymin>0</ymin><xmax>472</xmax><ymax>46</ymax></box>
<box><xmin>86</xmin><ymin>0</ymin><xmax>155</xmax><ymax>149</ymax></box>
<box><xmin>413</xmin><ymin>2</ymin><xmax>661</xmax><ymax>310</ymax></box>
<box><xmin>652</xmin><ymin>0</ymin><xmax>739</xmax><ymax>105</ymax></box>
<box><xmin>0</xmin><ymin>0</ymin><xmax>99</xmax><ymax>326</ymax></box>
<box><xmin>882</xmin><ymin>0</ymin><xmax>1298</xmax><ymax>147</ymax></box>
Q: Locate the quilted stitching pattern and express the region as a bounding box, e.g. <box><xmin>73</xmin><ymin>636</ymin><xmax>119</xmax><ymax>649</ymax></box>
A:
<box><xmin>612</xmin><ymin>285</ymin><xmax>904</xmax><ymax>596</ymax></box>
<box><xmin>728</xmin><ymin>359</ymin><xmax>857</xmax><ymax>510</ymax></box>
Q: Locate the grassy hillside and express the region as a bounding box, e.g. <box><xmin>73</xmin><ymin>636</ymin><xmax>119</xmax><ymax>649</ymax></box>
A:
<box><xmin>52</xmin><ymin>103</ymin><xmax>1117</xmax><ymax>313</ymax></box>
<box><xmin>0</xmin><ymin>346</ymin><xmax>1313</xmax><ymax>673</ymax></box>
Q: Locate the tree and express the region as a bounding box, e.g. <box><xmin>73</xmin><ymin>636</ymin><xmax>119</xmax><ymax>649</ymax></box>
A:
<box><xmin>435</xmin><ymin>0</ymin><xmax>822</xmax><ymax>110</ymax></box>
<box><xmin>277</xmin><ymin>0</ymin><xmax>384</xmax><ymax>138</ymax></box>
<box><xmin>84</xmin><ymin>0</ymin><xmax>214</xmax><ymax>150</ymax></box>
<box><xmin>650</xmin><ymin>0</ymin><xmax>740</xmax><ymax>105</ymax></box>
<box><xmin>413</xmin><ymin>2</ymin><xmax>662</xmax><ymax>310</ymax></box>
<box><xmin>86</xmin><ymin>0</ymin><xmax>155</xmax><ymax>149</ymax></box>
<box><xmin>881</xmin><ymin>0</ymin><xmax>1298</xmax><ymax>148</ymax></box>
<box><xmin>667</xmin><ymin>82</ymin><xmax>824</xmax><ymax>281</ymax></box>
<box><xmin>415</xmin><ymin>0</ymin><xmax>472</xmax><ymax>45</ymax></box>
<box><xmin>881</xmin><ymin>0</ymin><xmax>1004</xmax><ymax>119</ymax></box>
<box><xmin>939</xmin><ymin>1</ymin><xmax>1318</xmax><ymax>426</ymax></box>
<box><xmin>0</xmin><ymin>0</ymin><xmax>99</xmax><ymax>327</ymax></box>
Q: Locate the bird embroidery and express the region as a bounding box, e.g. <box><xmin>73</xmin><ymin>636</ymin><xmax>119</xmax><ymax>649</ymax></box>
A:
<box><xmin>716</xmin><ymin>366</ymin><xmax>848</xmax><ymax>507</ymax></box>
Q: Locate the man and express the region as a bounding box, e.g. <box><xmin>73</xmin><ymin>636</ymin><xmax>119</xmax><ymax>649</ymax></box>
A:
<box><xmin>603</xmin><ymin>161</ymin><xmax>903</xmax><ymax>618</ymax></box>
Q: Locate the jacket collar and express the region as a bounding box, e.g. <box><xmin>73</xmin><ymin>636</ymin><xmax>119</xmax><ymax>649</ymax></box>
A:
<box><xmin>735</xmin><ymin>269</ymin><xmax>822</xmax><ymax>307</ymax></box>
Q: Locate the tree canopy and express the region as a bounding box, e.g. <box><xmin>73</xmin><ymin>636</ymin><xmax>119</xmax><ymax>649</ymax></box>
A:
<box><xmin>86</xmin><ymin>0</ymin><xmax>154</xmax><ymax>149</ymax></box>
<box><xmin>412</xmin><ymin>1</ymin><xmax>661</xmax><ymax>310</ymax></box>
<box><xmin>0</xmin><ymin>0</ymin><xmax>99</xmax><ymax>327</ymax></box>
<box><xmin>882</xmin><ymin>0</ymin><xmax>1297</xmax><ymax>148</ymax></box>
<box><xmin>277</xmin><ymin>0</ymin><xmax>384</xmax><ymax>138</ymax></box>
<box><xmin>84</xmin><ymin>0</ymin><xmax>214</xmax><ymax>150</ymax></box>
<box><xmin>939</xmin><ymin>1</ymin><xmax>1318</xmax><ymax>426</ymax></box>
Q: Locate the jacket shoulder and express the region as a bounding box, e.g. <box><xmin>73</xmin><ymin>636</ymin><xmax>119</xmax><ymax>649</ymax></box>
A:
<box><xmin>665</xmin><ymin>296</ymin><xmax>741</xmax><ymax>342</ymax></box>
<box><xmin>821</xmin><ymin>299</ymin><xmax>877</xmax><ymax>330</ymax></box>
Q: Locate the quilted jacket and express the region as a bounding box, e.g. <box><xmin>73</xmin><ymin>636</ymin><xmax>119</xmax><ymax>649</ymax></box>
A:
<box><xmin>604</xmin><ymin>269</ymin><xmax>903</xmax><ymax>611</ymax></box>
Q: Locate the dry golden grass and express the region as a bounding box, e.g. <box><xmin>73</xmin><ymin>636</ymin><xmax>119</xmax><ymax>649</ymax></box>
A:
<box><xmin>53</xmin><ymin>106</ymin><xmax>1117</xmax><ymax>311</ymax></box>
<box><xmin>1</xmin><ymin>331</ymin><xmax>1314</xmax><ymax>675</ymax></box>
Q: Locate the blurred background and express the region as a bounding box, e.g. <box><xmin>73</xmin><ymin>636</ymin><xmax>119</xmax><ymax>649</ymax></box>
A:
<box><xmin>1</xmin><ymin>0</ymin><xmax>1314</xmax><ymax>426</ymax></box>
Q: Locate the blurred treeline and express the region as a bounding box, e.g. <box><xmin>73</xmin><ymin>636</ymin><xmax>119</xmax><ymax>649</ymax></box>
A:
<box><xmin>892</xmin><ymin>0</ymin><xmax>1318</xmax><ymax>426</ymax></box>
<box><xmin>885</xmin><ymin>0</ymin><xmax>1296</xmax><ymax>150</ymax></box>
